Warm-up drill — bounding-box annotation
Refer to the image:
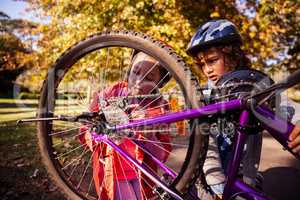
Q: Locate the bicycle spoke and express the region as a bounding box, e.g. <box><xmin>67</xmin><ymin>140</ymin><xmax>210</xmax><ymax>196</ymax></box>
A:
<box><xmin>100</xmin><ymin>48</ymin><xmax>110</xmax><ymax>92</ymax></box>
<box><xmin>112</xmin><ymin>134</ymin><xmax>186</xmax><ymax>167</ymax></box>
<box><xmin>130</xmin><ymin>72</ymin><xmax>170</xmax><ymax>109</ymax></box>
<box><xmin>49</xmin><ymin>127</ymin><xmax>81</xmax><ymax>136</ymax></box>
<box><xmin>113</xmin><ymin>154</ymin><xmax>123</xmax><ymax>200</ymax></box>
<box><xmin>115</xmin><ymin>150</ymin><xmax>136</xmax><ymax>199</ymax></box>
<box><xmin>55</xmin><ymin>143</ymin><xmax>87</xmax><ymax>160</ymax></box>
<box><xmin>128</xmin><ymin>84</ymin><xmax>177</xmax><ymax>120</ymax></box>
<box><xmin>127</xmin><ymin>101</ymin><xmax>171</xmax><ymax>121</ymax></box>
<box><xmin>85</xmin><ymin>177</ymin><xmax>94</xmax><ymax>198</ymax></box>
<box><xmin>117</xmin><ymin>49</ymin><xmax>129</xmax><ymax>97</ymax></box>
<box><xmin>97</xmin><ymin>143</ymin><xmax>108</xmax><ymax>197</ymax></box>
<box><xmin>62</xmin><ymin>144</ymin><xmax>93</xmax><ymax>170</ymax></box>
<box><xmin>52</xmin><ymin>127</ymin><xmax>91</xmax><ymax>147</ymax></box>
<box><xmin>66</xmin><ymin>144</ymin><xmax>97</xmax><ymax>182</ymax></box>
<box><xmin>115</xmin><ymin>142</ymin><xmax>157</xmax><ymax>199</ymax></box>
<box><xmin>76</xmin><ymin>148</ymin><xmax>95</xmax><ymax>189</ymax></box>
<box><xmin>127</xmin><ymin>61</ymin><xmax>161</xmax><ymax>115</ymax></box>
<box><xmin>52</xmin><ymin>121</ymin><xmax>82</xmax><ymax>128</ymax></box>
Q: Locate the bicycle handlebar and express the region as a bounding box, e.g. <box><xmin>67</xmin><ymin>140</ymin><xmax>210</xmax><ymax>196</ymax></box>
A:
<box><xmin>278</xmin><ymin>68</ymin><xmax>300</xmax><ymax>89</ymax></box>
<box><xmin>247</xmin><ymin>68</ymin><xmax>300</xmax><ymax>104</ymax></box>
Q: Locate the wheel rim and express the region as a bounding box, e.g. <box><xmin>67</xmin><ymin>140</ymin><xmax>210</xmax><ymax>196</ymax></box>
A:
<box><xmin>39</xmin><ymin>43</ymin><xmax>198</xmax><ymax>199</ymax></box>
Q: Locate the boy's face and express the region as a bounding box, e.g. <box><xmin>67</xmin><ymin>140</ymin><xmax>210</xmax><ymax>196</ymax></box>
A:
<box><xmin>128</xmin><ymin>57</ymin><xmax>161</xmax><ymax>95</ymax></box>
<box><xmin>195</xmin><ymin>47</ymin><xmax>231</xmax><ymax>83</ymax></box>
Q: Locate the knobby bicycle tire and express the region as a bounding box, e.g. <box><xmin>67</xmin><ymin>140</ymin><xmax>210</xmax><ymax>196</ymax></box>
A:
<box><xmin>37</xmin><ymin>30</ymin><xmax>209</xmax><ymax>199</ymax></box>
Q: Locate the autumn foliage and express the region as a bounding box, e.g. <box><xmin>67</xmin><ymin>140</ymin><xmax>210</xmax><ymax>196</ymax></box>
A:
<box><xmin>1</xmin><ymin>0</ymin><xmax>299</xmax><ymax>93</ymax></box>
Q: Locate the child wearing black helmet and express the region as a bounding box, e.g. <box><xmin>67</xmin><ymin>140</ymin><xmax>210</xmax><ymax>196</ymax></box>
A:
<box><xmin>186</xmin><ymin>19</ymin><xmax>262</xmax><ymax>199</ymax></box>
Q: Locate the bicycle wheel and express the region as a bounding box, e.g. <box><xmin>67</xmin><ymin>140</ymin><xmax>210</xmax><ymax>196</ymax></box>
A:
<box><xmin>37</xmin><ymin>30</ymin><xmax>208</xmax><ymax>199</ymax></box>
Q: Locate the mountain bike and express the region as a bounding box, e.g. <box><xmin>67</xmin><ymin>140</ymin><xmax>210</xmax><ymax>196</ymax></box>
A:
<box><xmin>19</xmin><ymin>30</ymin><xmax>300</xmax><ymax>200</ymax></box>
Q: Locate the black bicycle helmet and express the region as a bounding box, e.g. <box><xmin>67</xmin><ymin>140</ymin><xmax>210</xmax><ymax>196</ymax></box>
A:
<box><xmin>186</xmin><ymin>19</ymin><xmax>242</xmax><ymax>57</ymax></box>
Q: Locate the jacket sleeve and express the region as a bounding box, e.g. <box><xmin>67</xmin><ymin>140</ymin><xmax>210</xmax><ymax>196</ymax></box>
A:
<box><xmin>203</xmin><ymin>135</ymin><xmax>226</xmax><ymax>191</ymax></box>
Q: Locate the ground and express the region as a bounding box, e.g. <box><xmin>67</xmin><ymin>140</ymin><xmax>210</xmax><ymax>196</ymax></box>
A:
<box><xmin>0</xmin><ymin>123</ymin><xmax>66</xmax><ymax>199</ymax></box>
<box><xmin>0</xmin><ymin>99</ymin><xmax>66</xmax><ymax>199</ymax></box>
<box><xmin>0</xmin><ymin>98</ymin><xmax>300</xmax><ymax>200</ymax></box>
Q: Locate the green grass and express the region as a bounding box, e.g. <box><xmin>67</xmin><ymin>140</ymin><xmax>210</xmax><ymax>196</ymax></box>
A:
<box><xmin>0</xmin><ymin>98</ymin><xmax>86</xmax><ymax>169</ymax></box>
<box><xmin>0</xmin><ymin>121</ymin><xmax>66</xmax><ymax>199</ymax></box>
<box><xmin>0</xmin><ymin>111</ymin><xmax>37</xmax><ymax>122</ymax></box>
<box><xmin>0</xmin><ymin>98</ymin><xmax>38</xmax><ymax>104</ymax></box>
<box><xmin>0</xmin><ymin>98</ymin><xmax>72</xmax><ymax>199</ymax></box>
<box><xmin>0</xmin><ymin>98</ymin><xmax>86</xmax><ymax>122</ymax></box>
<box><xmin>0</xmin><ymin>98</ymin><xmax>38</xmax><ymax>122</ymax></box>
<box><xmin>0</xmin><ymin>122</ymin><xmax>43</xmax><ymax>172</ymax></box>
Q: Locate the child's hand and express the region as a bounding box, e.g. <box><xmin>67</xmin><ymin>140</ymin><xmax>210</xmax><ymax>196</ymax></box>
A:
<box><xmin>288</xmin><ymin>124</ymin><xmax>300</xmax><ymax>153</ymax></box>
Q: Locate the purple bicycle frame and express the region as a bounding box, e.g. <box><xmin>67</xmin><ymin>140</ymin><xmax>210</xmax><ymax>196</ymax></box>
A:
<box><xmin>92</xmin><ymin>99</ymin><xmax>298</xmax><ymax>200</ymax></box>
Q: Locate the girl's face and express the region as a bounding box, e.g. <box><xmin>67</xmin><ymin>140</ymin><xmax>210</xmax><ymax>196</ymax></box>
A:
<box><xmin>128</xmin><ymin>57</ymin><xmax>161</xmax><ymax>96</ymax></box>
<box><xmin>195</xmin><ymin>47</ymin><xmax>231</xmax><ymax>83</ymax></box>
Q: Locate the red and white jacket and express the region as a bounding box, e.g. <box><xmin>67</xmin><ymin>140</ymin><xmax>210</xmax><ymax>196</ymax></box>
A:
<box><xmin>79</xmin><ymin>82</ymin><xmax>172</xmax><ymax>200</ymax></box>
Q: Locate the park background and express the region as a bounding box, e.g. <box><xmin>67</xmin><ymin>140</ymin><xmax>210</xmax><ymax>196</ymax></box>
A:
<box><xmin>0</xmin><ymin>0</ymin><xmax>299</xmax><ymax>199</ymax></box>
